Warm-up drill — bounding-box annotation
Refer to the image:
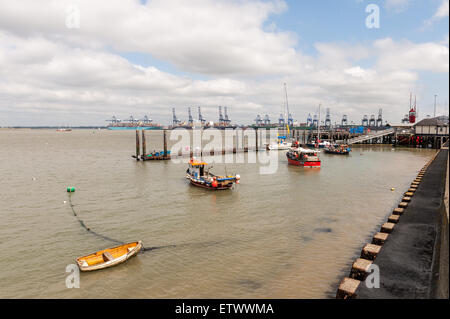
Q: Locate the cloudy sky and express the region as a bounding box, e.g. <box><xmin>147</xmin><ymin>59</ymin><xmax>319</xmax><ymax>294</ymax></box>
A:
<box><xmin>0</xmin><ymin>0</ymin><xmax>448</xmax><ymax>126</ymax></box>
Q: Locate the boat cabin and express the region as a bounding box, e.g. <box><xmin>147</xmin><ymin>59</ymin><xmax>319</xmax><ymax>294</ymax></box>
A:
<box><xmin>187</xmin><ymin>159</ymin><xmax>208</xmax><ymax>178</ymax></box>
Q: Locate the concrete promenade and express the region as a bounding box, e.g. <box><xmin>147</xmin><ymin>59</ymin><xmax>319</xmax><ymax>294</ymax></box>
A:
<box><xmin>356</xmin><ymin>148</ymin><xmax>448</xmax><ymax>298</ymax></box>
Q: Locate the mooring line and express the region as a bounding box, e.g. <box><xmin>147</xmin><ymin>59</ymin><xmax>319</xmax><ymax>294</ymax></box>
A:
<box><xmin>67</xmin><ymin>193</ymin><xmax>124</xmax><ymax>245</ymax></box>
<box><xmin>67</xmin><ymin>193</ymin><xmax>224</xmax><ymax>254</ymax></box>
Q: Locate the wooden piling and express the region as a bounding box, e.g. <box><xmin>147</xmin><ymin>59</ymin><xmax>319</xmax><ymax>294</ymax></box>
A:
<box><xmin>141</xmin><ymin>130</ymin><xmax>146</xmax><ymax>158</ymax></box>
<box><xmin>135</xmin><ymin>130</ymin><xmax>140</xmax><ymax>161</ymax></box>
<box><xmin>163</xmin><ymin>129</ymin><xmax>167</xmax><ymax>157</ymax></box>
<box><xmin>255</xmin><ymin>128</ymin><xmax>259</xmax><ymax>152</ymax></box>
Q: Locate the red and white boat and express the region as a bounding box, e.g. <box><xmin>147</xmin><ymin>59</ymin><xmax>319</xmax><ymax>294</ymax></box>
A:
<box><xmin>286</xmin><ymin>142</ymin><xmax>321</xmax><ymax>168</ymax></box>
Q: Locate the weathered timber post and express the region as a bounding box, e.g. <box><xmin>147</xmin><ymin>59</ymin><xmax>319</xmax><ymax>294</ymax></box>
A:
<box><xmin>135</xmin><ymin>130</ymin><xmax>140</xmax><ymax>161</ymax></box>
<box><xmin>141</xmin><ymin>130</ymin><xmax>146</xmax><ymax>159</ymax></box>
<box><xmin>255</xmin><ymin>128</ymin><xmax>258</xmax><ymax>152</ymax></box>
<box><xmin>163</xmin><ymin>129</ymin><xmax>167</xmax><ymax>157</ymax></box>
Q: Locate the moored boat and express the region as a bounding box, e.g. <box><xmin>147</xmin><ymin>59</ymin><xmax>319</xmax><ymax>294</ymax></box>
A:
<box><xmin>186</xmin><ymin>159</ymin><xmax>240</xmax><ymax>190</ymax></box>
<box><xmin>267</xmin><ymin>136</ymin><xmax>292</xmax><ymax>151</ymax></box>
<box><xmin>286</xmin><ymin>142</ymin><xmax>321</xmax><ymax>167</ymax></box>
<box><xmin>76</xmin><ymin>241</ymin><xmax>142</xmax><ymax>271</ymax></box>
<box><xmin>324</xmin><ymin>144</ymin><xmax>351</xmax><ymax>155</ymax></box>
<box><xmin>306</xmin><ymin>140</ymin><xmax>332</xmax><ymax>149</ymax></box>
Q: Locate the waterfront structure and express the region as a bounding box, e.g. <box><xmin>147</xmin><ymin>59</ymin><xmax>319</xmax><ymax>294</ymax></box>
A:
<box><xmin>414</xmin><ymin>117</ymin><xmax>449</xmax><ymax>148</ymax></box>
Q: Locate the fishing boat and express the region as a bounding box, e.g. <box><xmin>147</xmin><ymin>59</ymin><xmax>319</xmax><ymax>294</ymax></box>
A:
<box><xmin>186</xmin><ymin>158</ymin><xmax>240</xmax><ymax>190</ymax></box>
<box><xmin>286</xmin><ymin>142</ymin><xmax>321</xmax><ymax>167</ymax></box>
<box><xmin>325</xmin><ymin>144</ymin><xmax>352</xmax><ymax>155</ymax></box>
<box><xmin>76</xmin><ymin>241</ymin><xmax>142</xmax><ymax>271</ymax></box>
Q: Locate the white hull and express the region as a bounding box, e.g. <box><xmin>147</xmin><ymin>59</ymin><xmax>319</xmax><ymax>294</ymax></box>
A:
<box><xmin>268</xmin><ymin>142</ymin><xmax>291</xmax><ymax>151</ymax></box>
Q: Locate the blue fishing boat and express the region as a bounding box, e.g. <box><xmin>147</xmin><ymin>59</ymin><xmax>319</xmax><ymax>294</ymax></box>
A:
<box><xmin>186</xmin><ymin>159</ymin><xmax>240</xmax><ymax>190</ymax></box>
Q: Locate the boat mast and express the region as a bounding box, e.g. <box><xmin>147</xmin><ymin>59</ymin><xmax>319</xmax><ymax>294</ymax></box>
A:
<box><xmin>318</xmin><ymin>104</ymin><xmax>321</xmax><ymax>145</ymax></box>
<box><xmin>284</xmin><ymin>83</ymin><xmax>290</xmax><ymax>138</ymax></box>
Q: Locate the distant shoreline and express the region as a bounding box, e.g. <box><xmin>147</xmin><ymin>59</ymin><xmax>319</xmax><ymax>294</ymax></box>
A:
<box><xmin>0</xmin><ymin>126</ymin><xmax>108</xmax><ymax>129</ymax></box>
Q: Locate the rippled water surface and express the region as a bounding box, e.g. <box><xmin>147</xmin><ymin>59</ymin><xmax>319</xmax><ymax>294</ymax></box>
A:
<box><xmin>0</xmin><ymin>129</ymin><xmax>435</xmax><ymax>298</ymax></box>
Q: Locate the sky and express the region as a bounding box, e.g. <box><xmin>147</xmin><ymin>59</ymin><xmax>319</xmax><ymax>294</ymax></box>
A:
<box><xmin>0</xmin><ymin>0</ymin><xmax>448</xmax><ymax>126</ymax></box>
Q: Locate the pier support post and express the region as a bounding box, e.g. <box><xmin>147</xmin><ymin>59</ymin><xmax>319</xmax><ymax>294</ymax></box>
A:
<box><xmin>163</xmin><ymin>129</ymin><xmax>167</xmax><ymax>158</ymax></box>
<box><xmin>142</xmin><ymin>130</ymin><xmax>146</xmax><ymax>159</ymax></box>
<box><xmin>255</xmin><ymin>128</ymin><xmax>259</xmax><ymax>152</ymax></box>
<box><xmin>135</xmin><ymin>130</ymin><xmax>140</xmax><ymax>161</ymax></box>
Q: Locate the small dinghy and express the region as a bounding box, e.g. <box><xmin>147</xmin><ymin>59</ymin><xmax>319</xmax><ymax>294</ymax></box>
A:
<box><xmin>76</xmin><ymin>241</ymin><xmax>142</xmax><ymax>271</ymax></box>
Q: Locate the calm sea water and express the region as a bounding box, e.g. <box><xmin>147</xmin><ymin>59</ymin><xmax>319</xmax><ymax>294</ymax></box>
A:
<box><xmin>0</xmin><ymin>129</ymin><xmax>434</xmax><ymax>298</ymax></box>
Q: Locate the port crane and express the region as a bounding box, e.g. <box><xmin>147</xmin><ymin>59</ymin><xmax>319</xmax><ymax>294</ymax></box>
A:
<box><xmin>325</xmin><ymin>108</ymin><xmax>331</xmax><ymax>127</ymax></box>
<box><xmin>312</xmin><ymin>114</ymin><xmax>318</xmax><ymax>127</ymax></box>
<box><xmin>287</xmin><ymin>113</ymin><xmax>294</xmax><ymax>126</ymax></box>
<box><xmin>172</xmin><ymin>108</ymin><xmax>181</xmax><ymax>125</ymax></box>
<box><xmin>188</xmin><ymin>107</ymin><xmax>193</xmax><ymax>125</ymax></box>
<box><xmin>218</xmin><ymin>106</ymin><xmax>224</xmax><ymax>124</ymax></box>
<box><xmin>369</xmin><ymin>114</ymin><xmax>376</xmax><ymax>127</ymax></box>
<box><xmin>139</xmin><ymin>115</ymin><xmax>152</xmax><ymax>123</ymax></box>
<box><xmin>341</xmin><ymin>115</ymin><xmax>348</xmax><ymax>126</ymax></box>
<box><xmin>362</xmin><ymin>115</ymin><xmax>369</xmax><ymax>127</ymax></box>
<box><xmin>255</xmin><ymin>115</ymin><xmax>263</xmax><ymax>125</ymax></box>
<box><xmin>264</xmin><ymin>115</ymin><xmax>271</xmax><ymax>125</ymax></box>
<box><xmin>198</xmin><ymin>107</ymin><xmax>206</xmax><ymax>124</ymax></box>
<box><xmin>106</xmin><ymin>116</ymin><xmax>121</xmax><ymax>124</ymax></box>
<box><xmin>376</xmin><ymin>109</ymin><xmax>383</xmax><ymax>127</ymax></box>
<box><xmin>126</xmin><ymin>115</ymin><xmax>138</xmax><ymax>123</ymax></box>
<box><xmin>223</xmin><ymin>107</ymin><xmax>231</xmax><ymax>125</ymax></box>
<box><xmin>306</xmin><ymin>114</ymin><xmax>313</xmax><ymax>126</ymax></box>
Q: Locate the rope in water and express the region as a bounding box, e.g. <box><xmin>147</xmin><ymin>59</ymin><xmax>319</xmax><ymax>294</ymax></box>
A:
<box><xmin>66</xmin><ymin>193</ymin><xmax>178</xmax><ymax>253</ymax></box>
<box><xmin>67</xmin><ymin>193</ymin><xmax>124</xmax><ymax>245</ymax></box>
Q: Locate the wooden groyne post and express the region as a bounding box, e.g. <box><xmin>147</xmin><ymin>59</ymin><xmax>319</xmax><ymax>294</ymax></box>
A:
<box><xmin>163</xmin><ymin>129</ymin><xmax>167</xmax><ymax>157</ymax></box>
<box><xmin>142</xmin><ymin>130</ymin><xmax>147</xmax><ymax>158</ymax></box>
<box><xmin>135</xmin><ymin>130</ymin><xmax>140</xmax><ymax>161</ymax></box>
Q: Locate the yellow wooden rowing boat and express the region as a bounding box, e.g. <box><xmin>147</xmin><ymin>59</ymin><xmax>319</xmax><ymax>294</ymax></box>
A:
<box><xmin>76</xmin><ymin>241</ymin><xmax>142</xmax><ymax>271</ymax></box>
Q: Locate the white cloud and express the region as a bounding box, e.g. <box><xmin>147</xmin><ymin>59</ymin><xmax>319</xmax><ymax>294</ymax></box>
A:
<box><xmin>0</xmin><ymin>0</ymin><xmax>448</xmax><ymax>126</ymax></box>
<box><xmin>435</xmin><ymin>0</ymin><xmax>449</xmax><ymax>18</ymax></box>
<box><xmin>385</xmin><ymin>0</ymin><xmax>410</xmax><ymax>11</ymax></box>
<box><xmin>0</xmin><ymin>0</ymin><xmax>302</xmax><ymax>77</ymax></box>
<box><xmin>375</xmin><ymin>38</ymin><xmax>449</xmax><ymax>73</ymax></box>
<box><xmin>423</xmin><ymin>0</ymin><xmax>449</xmax><ymax>27</ymax></box>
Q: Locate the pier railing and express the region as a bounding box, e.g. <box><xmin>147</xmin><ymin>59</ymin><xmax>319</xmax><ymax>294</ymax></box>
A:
<box><xmin>346</xmin><ymin>128</ymin><xmax>395</xmax><ymax>145</ymax></box>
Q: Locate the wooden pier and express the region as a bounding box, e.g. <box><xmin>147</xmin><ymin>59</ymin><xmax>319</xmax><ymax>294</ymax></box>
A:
<box><xmin>132</xmin><ymin>129</ymin><xmax>263</xmax><ymax>161</ymax></box>
<box><xmin>132</xmin><ymin>130</ymin><xmax>171</xmax><ymax>161</ymax></box>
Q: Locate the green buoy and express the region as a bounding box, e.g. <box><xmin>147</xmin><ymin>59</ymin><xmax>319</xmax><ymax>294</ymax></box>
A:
<box><xmin>67</xmin><ymin>187</ymin><xmax>76</xmax><ymax>193</ymax></box>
